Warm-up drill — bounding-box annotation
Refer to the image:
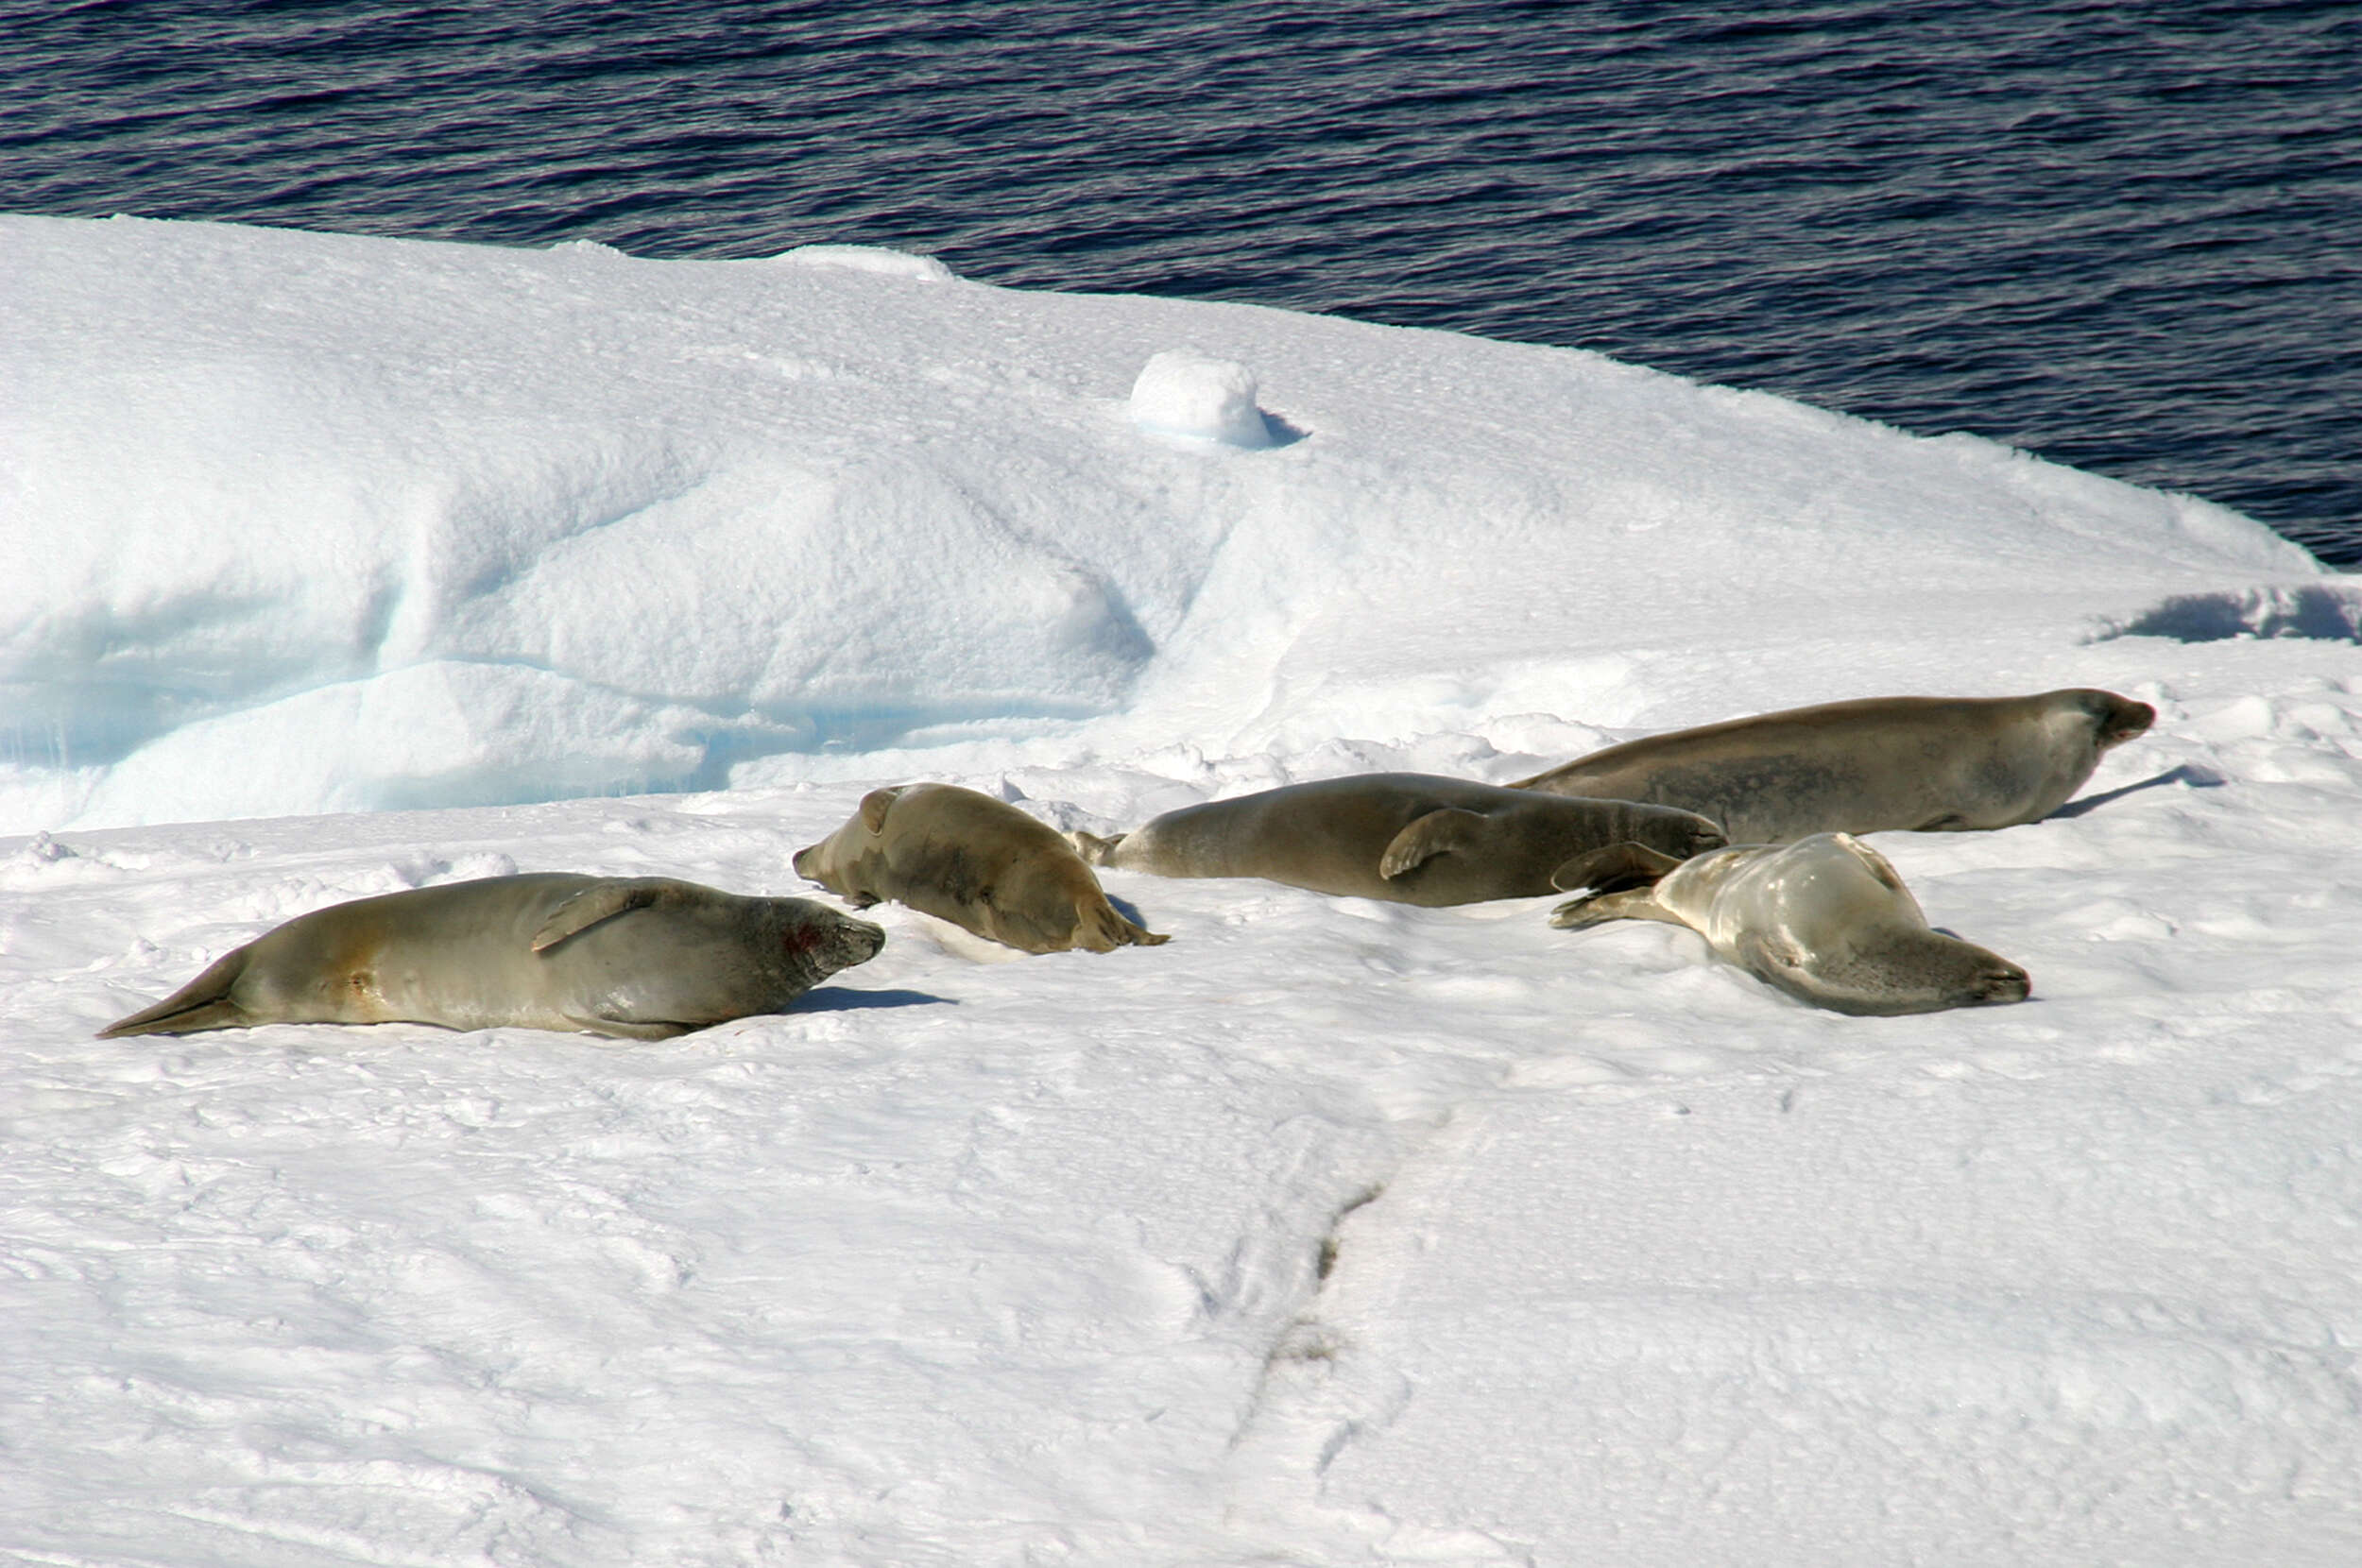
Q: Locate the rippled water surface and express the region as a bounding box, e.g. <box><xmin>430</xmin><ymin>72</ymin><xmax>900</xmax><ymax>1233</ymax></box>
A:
<box><xmin>5</xmin><ymin>0</ymin><xmax>2354</xmax><ymax>563</ymax></box>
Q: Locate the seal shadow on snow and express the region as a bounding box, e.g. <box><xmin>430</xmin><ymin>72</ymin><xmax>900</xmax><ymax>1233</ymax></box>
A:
<box><xmin>1137</xmin><ymin>409</ymin><xmax>1309</xmax><ymax>451</ymax></box>
<box><xmin>1258</xmin><ymin>410</ymin><xmax>1310</xmax><ymax>448</ymax></box>
<box><xmin>1101</xmin><ymin>891</ymin><xmax>1157</xmax><ymax>929</ymax></box>
<box><xmin>792</xmin><ymin>986</ymin><xmax>953</xmax><ymax>1013</ymax></box>
<box><xmin>2091</xmin><ymin>585</ymin><xmax>2362</xmax><ymax>644</ymax></box>
<box><xmin>2045</xmin><ymin>763</ymin><xmax>2226</xmax><ymax>820</ymax></box>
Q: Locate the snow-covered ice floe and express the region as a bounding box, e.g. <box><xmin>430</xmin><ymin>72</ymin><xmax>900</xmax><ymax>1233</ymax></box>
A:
<box><xmin>3</xmin><ymin>213</ymin><xmax>2360</xmax><ymax>1565</ymax></box>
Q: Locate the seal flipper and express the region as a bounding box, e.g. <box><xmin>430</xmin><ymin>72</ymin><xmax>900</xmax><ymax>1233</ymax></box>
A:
<box><xmin>858</xmin><ymin>786</ymin><xmax>907</xmax><ymax>835</ymax></box>
<box><xmin>1548</xmin><ymin>886</ymin><xmax>1675</xmax><ymax>931</ymax></box>
<box><xmin>1073</xmin><ymin>895</ymin><xmax>1171</xmax><ymax>952</ymax></box>
<box><xmin>97</xmin><ymin>948</ymin><xmax>254</xmax><ymax>1038</ymax></box>
<box><xmin>531</xmin><ymin>878</ymin><xmax>694</xmax><ymax>953</ymax></box>
<box><xmin>1378</xmin><ymin>808</ymin><xmax>1490</xmax><ymax>879</ymax></box>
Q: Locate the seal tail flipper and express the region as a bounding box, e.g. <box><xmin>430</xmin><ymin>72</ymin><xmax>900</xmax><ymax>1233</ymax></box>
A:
<box><xmin>1073</xmin><ymin>895</ymin><xmax>1171</xmax><ymax>952</ymax></box>
<box><xmin>1066</xmin><ymin>829</ymin><xmax>1126</xmax><ymax>867</ymax></box>
<box><xmin>97</xmin><ymin>948</ymin><xmax>253</xmax><ymax>1037</ymax></box>
<box><xmin>1548</xmin><ymin>887</ymin><xmax>1669</xmax><ymax>931</ymax></box>
<box><xmin>1378</xmin><ymin>808</ymin><xmax>1490</xmax><ymax>879</ymax></box>
<box><xmin>1547</xmin><ymin>841</ymin><xmax>1685</xmax><ymax>896</ymax></box>
<box><xmin>531</xmin><ymin>878</ymin><xmax>692</xmax><ymax>953</ymax></box>
<box><xmin>1547</xmin><ymin>843</ymin><xmax>1690</xmax><ymax>931</ymax></box>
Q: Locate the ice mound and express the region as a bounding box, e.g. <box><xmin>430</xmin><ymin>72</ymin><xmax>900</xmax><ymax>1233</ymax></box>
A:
<box><xmin>1128</xmin><ymin>349</ymin><xmax>1280</xmax><ymax>449</ymax></box>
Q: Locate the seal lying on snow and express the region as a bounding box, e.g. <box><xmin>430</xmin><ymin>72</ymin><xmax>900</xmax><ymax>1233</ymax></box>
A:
<box><xmin>98</xmin><ymin>874</ymin><xmax>885</xmax><ymax>1041</ymax></box>
<box><xmin>795</xmin><ymin>782</ymin><xmax>1167</xmax><ymax>954</ymax></box>
<box><xmin>1549</xmin><ymin>833</ymin><xmax>2029</xmax><ymax>1015</ymax></box>
<box><xmin>1512</xmin><ymin>690</ymin><xmax>2156</xmax><ymax>843</ymax></box>
<box><xmin>1070</xmin><ymin>773</ymin><xmax>1726</xmax><ymax>907</ymax></box>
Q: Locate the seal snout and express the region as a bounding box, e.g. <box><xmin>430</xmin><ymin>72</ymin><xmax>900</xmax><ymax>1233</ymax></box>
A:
<box><xmin>836</xmin><ymin>917</ymin><xmax>887</xmax><ymax>965</ymax></box>
<box><xmin>2098</xmin><ymin>698</ymin><xmax>2157</xmax><ymax>749</ymax></box>
<box><xmin>1974</xmin><ymin>963</ymin><xmax>2032</xmax><ymax>1005</ymax></box>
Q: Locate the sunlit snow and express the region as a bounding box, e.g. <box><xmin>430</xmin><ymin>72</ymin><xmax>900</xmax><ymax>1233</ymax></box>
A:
<box><xmin>4</xmin><ymin>213</ymin><xmax>2360</xmax><ymax>1566</ymax></box>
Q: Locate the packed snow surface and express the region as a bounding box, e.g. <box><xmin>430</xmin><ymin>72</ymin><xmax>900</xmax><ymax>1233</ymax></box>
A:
<box><xmin>4</xmin><ymin>214</ymin><xmax>2360</xmax><ymax>1566</ymax></box>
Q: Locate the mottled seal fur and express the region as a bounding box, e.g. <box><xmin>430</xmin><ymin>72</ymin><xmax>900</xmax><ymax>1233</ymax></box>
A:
<box><xmin>1512</xmin><ymin>690</ymin><xmax>2156</xmax><ymax>842</ymax></box>
<box><xmin>1070</xmin><ymin>772</ymin><xmax>1726</xmax><ymax>907</ymax></box>
<box><xmin>1549</xmin><ymin>832</ymin><xmax>2030</xmax><ymax>1015</ymax></box>
<box><xmin>98</xmin><ymin>873</ymin><xmax>885</xmax><ymax>1041</ymax></box>
<box><xmin>794</xmin><ymin>782</ymin><xmax>1167</xmax><ymax>954</ymax></box>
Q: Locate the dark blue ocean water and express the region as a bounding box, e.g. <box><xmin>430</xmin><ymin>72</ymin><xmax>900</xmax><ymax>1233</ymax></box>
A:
<box><xmin>5</xmin><ymin>0</ymin><xmax>2355</xmax><ymax>564</ymax></box>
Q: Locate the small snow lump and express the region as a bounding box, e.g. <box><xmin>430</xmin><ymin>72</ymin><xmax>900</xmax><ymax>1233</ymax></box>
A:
<box><xmin>1129</xmin><ymin>349</ymin><xmax>1276</xmax><ymax>449</ymax></box>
